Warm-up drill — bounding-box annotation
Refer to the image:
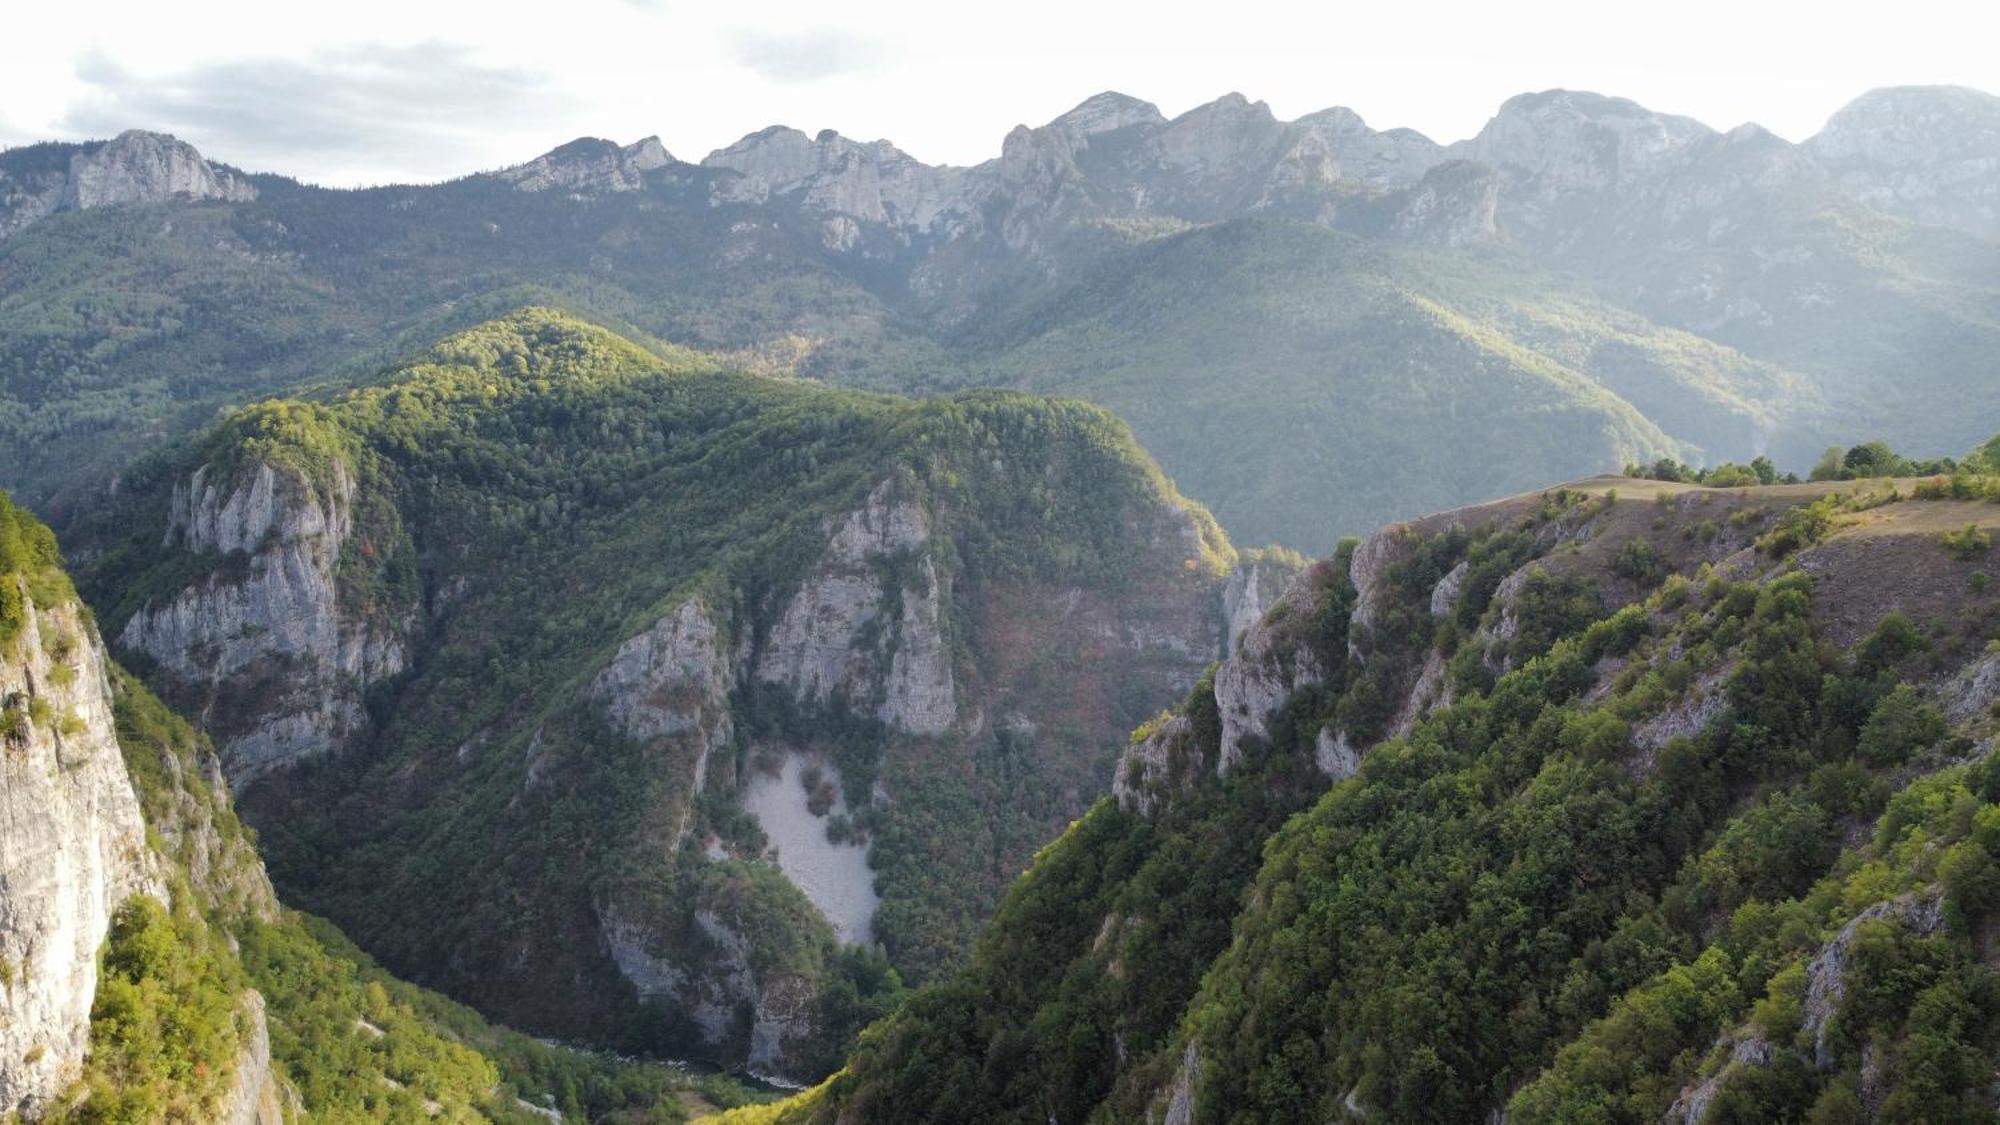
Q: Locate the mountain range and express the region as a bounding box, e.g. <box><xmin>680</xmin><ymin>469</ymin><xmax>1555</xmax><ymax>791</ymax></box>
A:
<box><xmin>4</xmin><ymin>84</ymin><xmax>1997</xmax><ymax>550</ymax></box>
<box><xmin>2</xmin><ymin>79</ymin><xmax>2000</xmax><ymax>1125</ymax></box>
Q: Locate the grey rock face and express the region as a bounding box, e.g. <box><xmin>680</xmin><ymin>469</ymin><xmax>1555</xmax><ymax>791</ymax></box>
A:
<box><xmin>1222</xmin><ymin>561</ymin><xmax>1277</xmax><ymax>651</ymax></box>
<box><xmin>1457</xmin><ymin>89</ymin><xmax>1714</xmax><ymax>196</ymax></box>
<box><xmin>1806</xmin><ymin>86</ymin><xmax>2000</xmax><ymax>238</ymax></box>
<box><xmin>1802</xmin><ymin>891</ymin><xmax>1946</xmax><ymax>1070</ymax></box>
<box><xmin>705</xmin><ymin>127</ymin><xmax>965</xmax><ymax>239</ymax></box>
<box><xmin>1390</xmin><ymin>160</ymin><xmax>1502</xmax><ymax>246</ymax></box>
<box><xmin>216</xmin><ymin>991</ymin><xmax>285</xmax><ymax>1125</ymax></box>
<box><xmin>65</xmin><ymin>131</ymin><xmax>257</xmax><ymax>212</ymax></box>
<box><xmin>595</xmin><ymin>901</ymin><xmax>822</xmax><ymax>1083</ymax></box>
<box><xmin>1114</xmin><ymin>713</ymin><xmax>1192</xmax><ymax>816</ymax></box>
<box><xmin>591</xmin><ymin>598</ymin><xmax>736</xmax><ymax>844</ymax></box>
<box><xmin>118</xmin><ymin>460</ymin><xmax>407</xmax><ymax>782</ymax></box>
<box><xmin>494</xmin><ymin>136</ymin><xmax>673</xmax><ymax>196</ymax></box>
<box><xmin>1314</xmin><ymin>725</ymin><xmax>1361</xmax><ymax>780</ymax></box>
<box><xmin>1160</xmin><ymin>1041</ymin><xmax>1201</xmax><ymax>1125</ymax></box>
<box><xmin>0</xmin><ymin>595</ymin><xmax>160</xmax><ymax>1117</ymax></box>
<box><xmin>1212</xmin><ymin>575</ymin><xmax>1327</xmax><ymax>774</ymax></box>
<box><xmin>755</xmin><ymin>480</ymin><xmax>957</xmax><ymax>736</ymax></box>
<box><xmin>1666</xmin><ymin>1031</ymin><xmax>1775</xmax><ymax>1124</ymax></box>
<box><xmin>879</xmin><ymin>556</ymin><xmax>955</xmax><ymax>736</ymax></box>
<box><xmin>1</xmin><ymin>130</ymin><xmax>255</xmax><ymax>239</ymax></box>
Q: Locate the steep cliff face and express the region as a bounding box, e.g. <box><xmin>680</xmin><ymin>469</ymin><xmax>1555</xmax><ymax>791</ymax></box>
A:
<box><xmin>754</xmin><ymin>479</ymin><xmax>957</xmax><ymax>735</ymax></box>
<box><xmin>0</xmin><ymin>592</ymin><xmax>158</xmax><ymax>1117</ymax></box>
<box><xmin>118</xmin><ymin>459</ymin><xmax>407</xmax><ymax>782</ymax></box>
<box><xmin>0</xmin><ymin>130</ymin><xmax>255</xmax><ymax>239</ymax></box>
<box><xmin>591</xmin><ymin>596</ymin><xmax>737</xmax><ymax>845</ymax></box>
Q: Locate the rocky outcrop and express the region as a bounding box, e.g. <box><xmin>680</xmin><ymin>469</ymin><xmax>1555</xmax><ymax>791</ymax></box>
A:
<box><xmin>1114</xmin><ymin>714</ymin><xmax>1194</xmax><ymax>816</ymax></box>
<box><xmin>1213</xmin><ymin>571</ymin><xmax>1329</xmax><ymax>774</ymax></box>
<box><xmin>1314</xmin><ymin>725</ymin><xmax>1361</xmax><ymax>780</ymax></box>
<box><xmin>754</xmin><ymin>480</ymin><xmax>957</xmax><ymax>736</ymax></box>
<box><xmin>704</xmin><ymin>128</ymin><xmax>964</xmax><ymax>248</ymax></box>
<box><xmin>1222</xmin><ymin>560</ymin><xmax>1284</xmax><ymax>651</ymax></box>
<box><xmin>216</xmin><ymin>991</ymin><xmax>285</xmax><ymax>1125</ymax></box>
<box><xmin>1158</xmin><ymin>1041</ymin><xmax>1201</xmax><ymax>1125</ymax></box>
<box><xmin>1658</xmin><ymin>889</ymin><xmax>1950</xmax><ymax>1120</ymax></box>
<box><xmin>591</xmin><ymin>598</ymin><xmax>736</xmax><ymax>844</ymax></box>
<box><xmin>0</xmin><ymin>594</ymin><xmax>159</xmax><ymax>1116</ymax></box>
<box><xmin>878</xmin><ymin>556</ymin><xmax>955</xmax><ymax>736</ymax></box>
<box><xmin>1453</xmin><ymin>89</ymin><xmax>1713</xmax><ymax>234</ymax></box>
<box><xmin>0</xmin><ymin>130</ymin><xmax>255</xmax><ymax>239</ymax></box>
<box><xmin>494</xmin><ymin>136</ymin><xmax>673</xmax><ymax>196</ymax></box>
<box><xmin>1802</xmin><ymin>890</ymin><xmax>1946</xmax><ymax>1069</ymax></box>
<box><xmin>1389</xmin><ymin>160</ymin><xmax>1502</xmax><ymax>246</ymax></box>
<box><xmin>595</xmin><ymin>901</ymin><xmax>822</xmax><ymax>1082</ymax></box>
<box><xmin>117</xmin><ymin>460</ymin><xmax>406</xmax><ymax>782</ymax></box>
<box><xmin>1665</xmin><ymin>1031</ymin><xmax>1775</xmax><ymax>1125</ymax></box>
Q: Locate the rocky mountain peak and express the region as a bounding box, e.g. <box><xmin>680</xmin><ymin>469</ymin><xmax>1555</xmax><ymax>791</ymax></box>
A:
<box><xmin>493</xmin><ymin>135</ymin><xmax>673</xmax><ymax>195</ymax></box>
<box><xmin>1296</xmin><ymin>105</ymin><xmax>1371</xmax><ymax>136</ymax></box>
<box><xmin>0</xmin><ymin>129</ymin><xmax>255</xmax><ymax>239</ymax></box>
<box><xmin>1048</xmin><ymin>91</ymin><xmax>1167</xmax><ymax>136</ymax></box>
<box><xmin>63</xmin><ymin>130</ymin><xmax>258</xmax><ymax>211</ymax></box>
<box><xmin>1457</xmin><ymin>88</ymin><xmax>1713</xmax><ymax>189</ymax></box>
<box><xmin>1803</xmin><ymin>85</ymin><xmax>2000</xmax><ymax>237</ymax></box>
<box><xmin>1809</xmin><ymin>85</ymin><xmax>2000</xmax><ymax>165</ymax></box>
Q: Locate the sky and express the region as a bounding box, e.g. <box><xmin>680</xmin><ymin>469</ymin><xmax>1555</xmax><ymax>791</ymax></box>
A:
<box><xmin>2</xmin><ymin>0</ymin><xmax>1995</xmax><ymax>187</ymax></box>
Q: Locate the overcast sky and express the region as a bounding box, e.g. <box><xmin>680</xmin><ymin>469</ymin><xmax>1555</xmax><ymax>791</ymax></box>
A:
<box><xmin>3</xmin><ymin>0</ymin><xmax>1994</xmax><ymax>186</ymax></box>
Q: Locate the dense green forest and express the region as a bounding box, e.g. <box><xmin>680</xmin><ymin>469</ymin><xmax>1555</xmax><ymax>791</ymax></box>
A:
<box><xmin>723</xmin><ymin>441</ymin><xmax>2000</xmax><ymax>1124</ymax></box>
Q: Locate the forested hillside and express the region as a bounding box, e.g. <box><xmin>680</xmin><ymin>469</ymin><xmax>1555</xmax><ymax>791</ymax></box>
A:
<box><xmin>78</xmin><ymin>308</ymin><xmax>1261</xmax><ymax>1082</ymax></box>
<box><xmin>724</xmin><ymin>442</ymin><xmax>2000</xmax><ymax>1123</ymax></box>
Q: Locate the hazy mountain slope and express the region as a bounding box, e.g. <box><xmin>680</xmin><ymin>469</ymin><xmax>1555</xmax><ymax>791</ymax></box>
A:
<box><xmin>0</xmin><ymin>490</ymin><xmax>755</xmax><ymax>1123</ymax></box>
<box><xmin>80</xmin><ymin>309</ymin><xmax>1261</xmax><ymax>1082</ymax></box>
<box><xmin>3</xmin><ymin>84</ymin><xmax>1997</xmax><ymax>554</ymax></box>
<box><xmin>0</xmin><ymin>146</ymin><xmax>945</xmax><ymax>520</ymax></box>
<box><xmin>729</xmin><ymin>459</ymin><xmax>2000</xmax><ymax>1124</ymax></box>
<box><xmin>953</xmin><ymin>219</ymin><xmax>1820</xmax><ymax>549</ymax></box>
<box><xmin>1453</xmin><ymin>91</ymin><xmax>2000</xmax><ymax>467</ymax></box>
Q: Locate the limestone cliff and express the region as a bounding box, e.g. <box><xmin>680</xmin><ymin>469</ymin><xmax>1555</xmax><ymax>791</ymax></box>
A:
<box><xmin>118</xmin><ymin>459</ymin><xmax>407</xmax><ymax>782</ymax></box>
<box><xmin>0</xmin><ymin>130</ymin><xmax>255</xmax><ymax>240</ymax></box>
<box><xmin>754</xmin><ymin>479</ymin><xmax>957</xmax><ymax>736</ymax></box>
<box><xmin>0</xmin><ymin>591</ymin><xmax>159</xmax><ymax>1116</ymax></box>
<box><xmin>591</xmin><ymin>596</ymin><xmax>737</xmax><ymax>846</ymax></box>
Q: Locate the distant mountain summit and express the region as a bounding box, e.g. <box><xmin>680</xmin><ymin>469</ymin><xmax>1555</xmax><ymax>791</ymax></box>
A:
<box><xmin>0</xmin><ymin>128</ymin><xmax>254</xmax><ymax>237</ymax></box>
<box><xmin>492</xmin><ymin>134</ymin><xmax>673</xmax><ymax>195</ymax></box>
<box><xmin>1807</xmin><ymin>85</ymin><xmax>2000</xmax><ymax>237</ymax></box>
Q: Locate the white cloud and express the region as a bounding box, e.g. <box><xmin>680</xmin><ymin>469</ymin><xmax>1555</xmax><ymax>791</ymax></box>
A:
<box><xmin>725</xmin><ymin>27</ymin><xmax>895</xmax><ymax>84</ymax></box>
<box><xmin>0</xmin><ymin>0</ymin><xmax>1993</xmax><ymax>185</ymax></box>
<box><xmin>60</xmin><ymin>43</ymin><xmax>582</xmax><ymax>184</ymax></box>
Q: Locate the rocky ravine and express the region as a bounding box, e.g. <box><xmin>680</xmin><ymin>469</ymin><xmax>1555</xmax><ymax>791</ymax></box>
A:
<box><xmin>585</xmin><ymin>477</ymin><xmax>1247</xmax><ymax>1079</ymax></box>
<box><xmin>114</xmin><ymin>439</ymin><xmax>1254</xmax><ymax>1080</ymax></box>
